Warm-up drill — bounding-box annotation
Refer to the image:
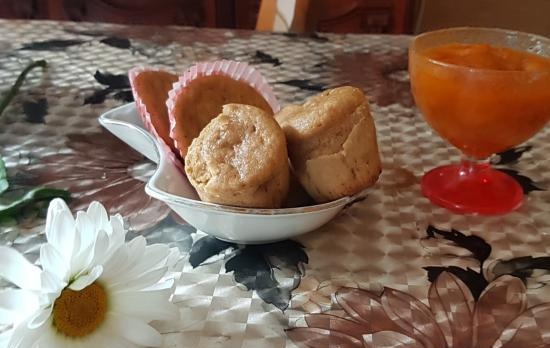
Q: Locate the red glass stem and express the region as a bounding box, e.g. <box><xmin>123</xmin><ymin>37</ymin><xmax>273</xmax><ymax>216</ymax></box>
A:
<box><xmin>458</xmin><ymin>156</ymin><xmax>490</xmax><ymax>179</ymax></box>
<box><xmin>421</xmin><ymin>155</ymin><xmax>523</xmax><ymax>215</ymax></box>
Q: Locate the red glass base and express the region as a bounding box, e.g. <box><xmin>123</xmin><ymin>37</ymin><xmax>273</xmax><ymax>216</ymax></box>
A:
<box><xmin>421</xmin><ymin>163</ymin><xmax>523</xmax><ymax>215</ymax></box>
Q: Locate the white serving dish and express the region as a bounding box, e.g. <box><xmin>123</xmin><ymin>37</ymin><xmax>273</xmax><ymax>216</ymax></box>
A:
<box><xmin>99</xmin><ymin>103</ymin><xmax>369</xmax><ymax>244</ymax></box>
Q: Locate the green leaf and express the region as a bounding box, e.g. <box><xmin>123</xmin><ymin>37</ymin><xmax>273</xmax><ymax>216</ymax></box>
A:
<box><xmin>0</xmin><ymin>60</ymin><xmax>48</xmax><ymax>117</ymax></box>
<box><xmin>0</xmin><ymin>157</ymin><xmax>7</xmax><ymax>195</ymax></box>
<box><xmin>0</xmin><ymin>187</ymin><xmax>70</xmax><ymax>219</ymax></box>
<box><xmin>0</xmin><ymin>216</ymin><xmax>17</xmax><ymax>227</ymax></box>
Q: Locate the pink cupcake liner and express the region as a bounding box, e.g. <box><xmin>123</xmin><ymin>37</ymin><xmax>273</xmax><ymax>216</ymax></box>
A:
<box><xmin>167</xmin><ymin>60</ymin><xmax>281</xmax><ymax>159</ymax></box>
<box><xmin>128</xmin><ymin>66</ymin><xmax>184</xmax><ymax>173</ymax></box>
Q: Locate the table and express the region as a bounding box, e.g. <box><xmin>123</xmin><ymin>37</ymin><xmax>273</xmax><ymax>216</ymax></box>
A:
<box><xmin>1</xmin><ymin>20</ymin><xmax>549</xmax><ymax>348</ymax></box>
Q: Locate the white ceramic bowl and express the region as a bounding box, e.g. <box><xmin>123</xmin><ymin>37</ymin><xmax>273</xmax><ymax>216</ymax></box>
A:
<box><xmin>99</xmin><ymin>103</ymin><xmax>369</xmax><ymax>244</ymax></box>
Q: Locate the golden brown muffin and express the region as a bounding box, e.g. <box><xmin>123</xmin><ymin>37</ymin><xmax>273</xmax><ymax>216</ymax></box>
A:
<box><xmin>275</xmin><ymin>86</ymin><xmax>381</xmax><ymax>203</ymax></box>
<box><xmin>185</xmin><ymin>104</ymin><xmax>289</xmax><ymax>208</ymax></box>
<box><xmin>170</xmin><ymin>75</ymin><xmax>273</xmax><ymax>157</ymax></box>
<box><xmin>130</xmin><ymin>70</ymin><xmax>179</xmax><ymax>154</ymax></box>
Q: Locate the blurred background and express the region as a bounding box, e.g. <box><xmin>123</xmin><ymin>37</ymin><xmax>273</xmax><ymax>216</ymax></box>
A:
<box><xmin>0</xmin><ymin>0</ymin><xmax>548</xmax><ymax>36</ymax></box>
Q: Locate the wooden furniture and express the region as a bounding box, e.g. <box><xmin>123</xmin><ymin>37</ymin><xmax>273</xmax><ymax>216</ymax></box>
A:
<box><xmin>0</xmin><ymin>0</ymin><xmax>416</xmax><ymax>34</ymax></box>
<box><xmin>0</xmin><ymin>0</ymin><xmax>205</xmax><ymax>25</ymax></box>
<box><xmin>256</xmin><ymin>0</ymin><xmax>415</xmax><ymax>33</ymax></box>
<box><xmin>256</xmin><ymin>0</ymin><xmax>316</xmax><ymax>32</ymax></box>
<box><xmin>317</xmin><ymin>0</ymin><xmax>415</xmax><ymax>34</ymax></box>
<box><xmin>415</xmin><ymin>0</ymin><xmax>550</xmax><ymax>36</ymax></box>
<box><xmin>48</xmin><ymin>0</ymin><xmax>204</xmax><ymax>26</ymax></box>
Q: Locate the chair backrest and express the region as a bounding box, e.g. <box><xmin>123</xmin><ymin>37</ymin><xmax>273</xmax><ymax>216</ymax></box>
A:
<box><xmin>256</xmin><ymin>0</ymin><xmax>415</xmax><ymax>34</ymax></box>
<box><xmin>45</xmin><ymin>0</ymin><xmax>198</xmax><ymax>25</ymax></box>
<box><xmin>415</xmin><ymin>0</ymin><xmax>550</xmax><ymax>36</ymax></box>
<box><xmin>255</xmin><ymin>0</ymin><xmax>317</xmax><ymax>32</ymax></box>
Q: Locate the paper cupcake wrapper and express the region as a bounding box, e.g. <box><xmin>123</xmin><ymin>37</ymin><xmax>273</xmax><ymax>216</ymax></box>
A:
<box><xmin>167</xmin><ymin>60</ymin><xmax>281</xmax><ymax>158</ymax></box>
<box><xmin>129</xmin><ymin>66</ymin><xmax>184</xmax><ymax>172</ymax></box>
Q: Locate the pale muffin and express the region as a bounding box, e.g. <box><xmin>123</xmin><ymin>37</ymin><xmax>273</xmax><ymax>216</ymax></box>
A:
<box><xmin>185</xmin><ymin>104</ymin><xmax>289</xmax><ymax>208</ymax></box>
<box><xmin>275</xmin><ymin>86</ymin><xmax>381</xmax><ymax>203</ymax></box>
<box><xmin>170</xmin><ymin>75</ymin><xmax>273</xmax><ymax>157</ymax></box>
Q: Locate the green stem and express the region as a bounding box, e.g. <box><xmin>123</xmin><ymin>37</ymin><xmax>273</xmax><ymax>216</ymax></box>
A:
<box><xmin>0</xmin><ymin>157</ymin><xmax>7</xmax><ymax>195</ymax></box>
<box><xmin>0</xmin><ymin>187</ymin><xmax>70</xmax><ymax>219</ymax></box>
<box><xmin>0</xmin><ymin>59</ymin><xmax>48</xmax><ymax>117</ymax></box>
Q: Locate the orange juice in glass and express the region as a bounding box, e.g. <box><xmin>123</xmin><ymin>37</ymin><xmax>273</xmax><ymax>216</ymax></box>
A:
<box><xmin>409</xmin><ymin>28</ymin><xmax>550</xmax><ymax>215</ymax></box>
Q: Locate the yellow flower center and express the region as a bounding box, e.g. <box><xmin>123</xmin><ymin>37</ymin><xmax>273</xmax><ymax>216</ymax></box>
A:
<box><xmin>52</xmin><ymin>282</ymin><xmax>108</xmax><ymax>338</ymax></box>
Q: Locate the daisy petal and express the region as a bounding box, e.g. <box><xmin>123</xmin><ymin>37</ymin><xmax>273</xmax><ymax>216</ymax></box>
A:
<box><xmin>109</xmin><ymin>244</ymin><xmax>170</xmax><ymax>285</ymax></box>
<box><xmin>473</xmin><ymin>275</ymin><xmax>526</xmax><ymax>348</ymax></box>
<box><xmin>89</xmin><ymin>229</ymin><xmax>111</xmax><ymax>267</ymax></box>
<box><xmin>0</xmin><ymin>331</ymin><xmax>11</xmax><ymax>347</ymax></box>
<box><xmin>34</xmin><ymin>323</ymin><xmax>72</xmax><ymax>348</ymax></box>
<box><xmin>87</xmin><ymin>201</ymin><xmax>110</xmax><ymax>233</ymax></box>
<box><xmin>70</xmin><ymin>222</ymin><xmax>81</xmax><ymax>266</ymax></box>
<box><xmin>45</xmin><ymin>198</ymin><xmax>75</xmax><ymax>259</ymax></box>
<box><xmin>0</xmin><ymin>289</ymin><xmax>39</xmax><ymax>324</ymax></box>
<box><xmin>28</xmin><ymin>307</ymin><xmax>52</xmax><ymax>329</ymax></box>
<box><xmin>110</xmin><ymin>314</ymin><xmax>163</xmax><ymax>347</ymax></box>
<box><xmin>8</xmin><ymin>318</ymin><xmax>45</xmax><ymax>348</ymax></box>
<box><xmin>100</xmin><ymin>247</ymin><xmax>129</xmax><ymax>282</ymax></box>
<box><xmin>98</xmin><ymin>325</ymin><xmax>137</xmax><ymax>348</ymax></box>
<box><xmin>40</xmin><ymin>244</ymin><xmax>69</xmax><ymax>282</ymax></box>
<box><xmin>0</xmin><ymin>308</ymin><xmax>12</xmax><ymax>325</ymax></box>
<box><xmin>109</xmin><ymin>267</ymin><xmax>168</xmax><ymax>292</ymax></box>
<box><xmin>129</xmin><ymin>244</ymin><xmax>171</xmax><ymax>273</ymax></box>
<box><xmin>143</xmin><ymin>279</ymin><xmax>175</xmax><ymax>292</ymax></box>
<box><xmin>71</xmin><ymin>230</ymin><xmax>109</xmax><ymax>277</ymax></box>
<box><xmin>70</xmin><ymin>239</ymin><xmax>95</xmax><ymax>278</ymax></box>
<box><xmin>95</xmin><ymin>335</ymin><xmax>134</xmax><ymax>348</ymax></box>
<box><xmin>41</xmin><ymin>270</ymin><xmax>65</xmax><ymax>295</ymax></box>
<box><xmin>75</xmin><ymin>210</ymin><xmax>97</xmax><ymax>254</ymax></box>
<box><xmin>34</xmin><ymin>328</ymin><xmax>58</xmax><ymax>348</ymax></box>
<box><xmin>127</xmin><ymin>236</ymin><xmax>147</xmax><ymax>257</ymax></box>
<box><xmin>0</xmin><ymin>246</ymin><xmax>41</xmax><ymax>290</ymax></box>
<box><xmin>69</xmin><ymin>265</ymin><xmax>103</xmax><ymax>291</ymax></box>
<box><xmin>363</xmin><ymin>331</ymin><xmax>425</xmax><ymax>348</ymax></box>
<box><xmin>0</xmin><ymin>289</ymin><xmax>38</xmax><ymax>323</ymax></box>
<box><xmin>102</xmin><ymin>238</ymin><xmax>146</xmax><ymax>281</ymax></box>
<box><xmin>111</xmin><ymin>288</ymin><xmax>178</xmax><ymax>321</ymax></box>
<box><xmin>108</xmin><ymin>214</ymin><xmax>126</xmax><ymax>247</ymax></box>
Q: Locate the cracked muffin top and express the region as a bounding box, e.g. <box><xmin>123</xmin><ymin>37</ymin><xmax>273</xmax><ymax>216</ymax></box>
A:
<box><xmin>185</xmin><ymin>104</ymin><xmax>289</xmax><ymax>208</ymax></box>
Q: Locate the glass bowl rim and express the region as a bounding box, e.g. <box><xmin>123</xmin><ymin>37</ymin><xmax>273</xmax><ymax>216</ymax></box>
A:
<box><xmin>409</xmin><ymin>26</ymin><xmax>550</xmax><ymax>75</ymax></box>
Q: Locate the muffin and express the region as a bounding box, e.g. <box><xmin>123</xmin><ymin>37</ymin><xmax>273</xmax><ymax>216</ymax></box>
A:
<box><xmin>185</xmin><ymin>104</ymin><xmax>289</xmax><ymax>208</ymax></box>
<box><xmin>275</xmin><ymin>86</ymin><xmax>381</xmax><ymax>203</ymax></box>
<box><xmin>168</xmin><ymin>61</ymin><xmax>279</xmax><ymax>158</ymax></box>
<box><xmin>129</xmin><ymin>68</ymin><xmax>179</xmax><ymax>156</ymax></box>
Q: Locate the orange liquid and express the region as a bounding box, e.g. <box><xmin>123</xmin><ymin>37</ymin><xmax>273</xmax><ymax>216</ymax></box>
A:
<box><xmin>410</xmin><ymin>43</ymin><xmax>550</xmax><ymax>158</ymax></box>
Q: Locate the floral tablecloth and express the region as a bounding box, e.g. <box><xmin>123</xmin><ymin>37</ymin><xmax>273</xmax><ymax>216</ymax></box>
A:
<box><xmin>1</xmin><ymin>20</ymin><xmax>549</xmax><ymax>348</ymax></box>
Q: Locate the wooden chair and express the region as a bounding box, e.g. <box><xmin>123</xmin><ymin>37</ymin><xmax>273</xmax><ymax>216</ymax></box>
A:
<box><xmin>415</xmin><ymin>0</ymin><xmax>550</xmax><ymax>36</ymax></box>
<box><xmin>45</xmin><ymin>0</ymin><xmax>201</xmax><ymax>25</ymax></box>
<box><xmin>256</xmin><ymin>0</ymin><xmax>315</xmax><ymax>32</ymax></box>
<box><xmin>256</xmin><ymin>0</ymin><xmax>416</xmax><ymax>34</ymax></box>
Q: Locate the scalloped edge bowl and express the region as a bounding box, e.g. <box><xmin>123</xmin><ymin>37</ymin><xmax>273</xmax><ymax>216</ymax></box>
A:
<box><xmin>99</xmin><ymin>103</ymin><xmax>369</xmax><ymax>244</ymax></box>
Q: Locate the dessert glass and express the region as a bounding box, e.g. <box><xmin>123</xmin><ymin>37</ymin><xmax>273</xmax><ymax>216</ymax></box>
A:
<box><xmin>409</xmin><ymin>27</ymin><xmax>550</xmax><ymax>214</ymax></box>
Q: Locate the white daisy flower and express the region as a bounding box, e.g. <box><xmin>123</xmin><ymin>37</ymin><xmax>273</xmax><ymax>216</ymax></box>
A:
<box><xmin>0</xmin><ymin>198</ymin><xmax>180</xmax><ymax>348</ymax></box>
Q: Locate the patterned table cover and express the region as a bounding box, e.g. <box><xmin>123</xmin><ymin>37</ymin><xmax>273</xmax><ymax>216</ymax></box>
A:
<box><xmin>1</xmin><ymin>20</ymin><xmax>549</xmax><ymax>348</ymax></box>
